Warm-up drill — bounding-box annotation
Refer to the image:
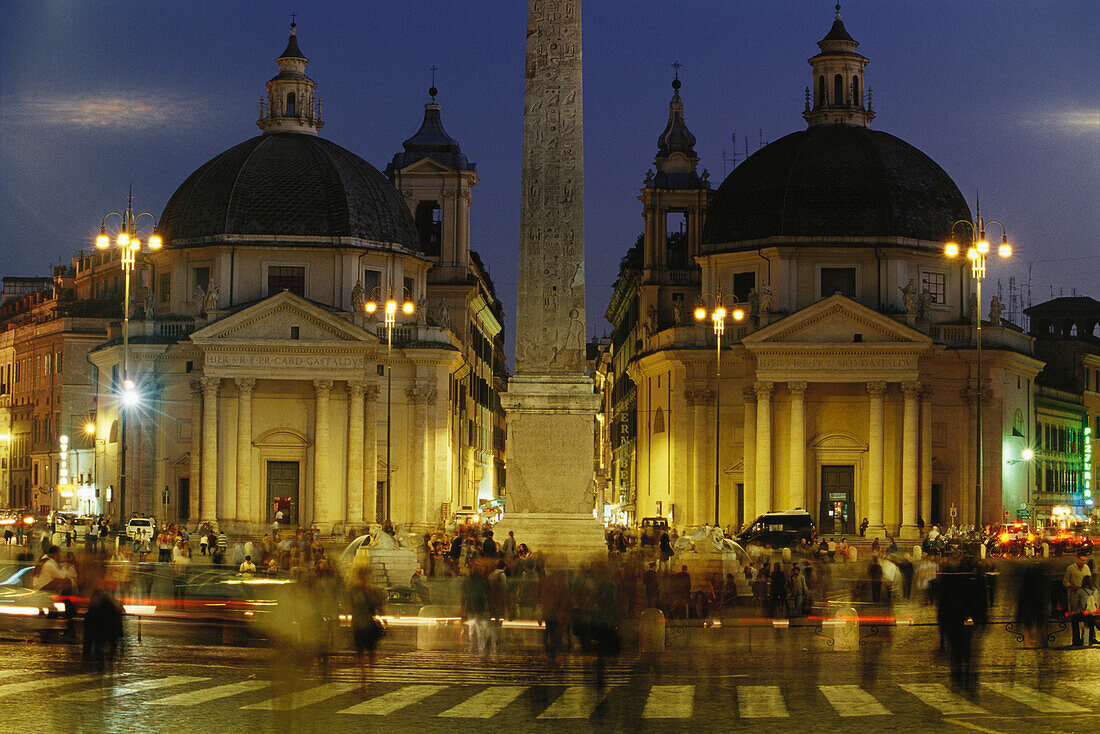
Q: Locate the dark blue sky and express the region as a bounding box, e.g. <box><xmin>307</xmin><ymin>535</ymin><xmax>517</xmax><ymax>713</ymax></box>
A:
<box><xmin>2</xmin><ymin>1</ymin><xmax>1097</xmax><ymax>356</ymax></box>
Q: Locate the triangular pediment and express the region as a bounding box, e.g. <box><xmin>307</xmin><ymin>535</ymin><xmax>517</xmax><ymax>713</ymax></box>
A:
<box><xmin>744</xmin><ymin>294</ymin><xmax>933</xmax><ymax>346</ymax></box>
<box><xmin>401</xmin><ymin>157</ymin><xmax>455</xmax><ymax>175</ymax></box>
<box><xmin>190</xmin><ymin>291</ymin><xmax>378</xmax><ymax>344</ymax></box>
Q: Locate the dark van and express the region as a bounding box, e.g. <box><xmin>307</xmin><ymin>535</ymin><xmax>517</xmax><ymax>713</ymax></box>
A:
<box><xmin>738</xmin><ymin>510</ymin><xmax>817</xmax><ymax>547</ymax></box>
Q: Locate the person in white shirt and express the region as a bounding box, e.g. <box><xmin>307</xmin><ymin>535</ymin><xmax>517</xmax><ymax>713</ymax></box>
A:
<box><xmin>239</xmin><ymin>555</ymin><xmax>257</xmax><ymax>576</ymax></box>
<box><xmin>32</xmin><ymin>546</ymin><xmax>77</xmax><ymax>593</ymax></box>
<box><xmin>1064</xmin><ymin>552</ymin><xmax>1094</xmax><ymax>646</ymax></box>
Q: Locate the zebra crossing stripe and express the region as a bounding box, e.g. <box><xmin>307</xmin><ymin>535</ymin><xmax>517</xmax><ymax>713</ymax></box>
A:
<box><xmin>641</xmin><ymin>685</ymin><xmax>694</xmax><ymax>719</ymax></box>
<box><xmin>0</xmin><ymin>674</ymin><xmax>105</xmax><ymax>698</ymax></box>
<box><xmin>60</xmin><ymin>675</ymin><xmax>207</xmax><ymax>702</ymax></box>
<box><xmin>0</xmin><ymin>670</ymin><xmax>31</xmax><ymax>681</ymax></box>
<box><xmin>338</xmin><ymin>685</ymin><xmax>446</xmax><ymax>715</ymax></box>
<box><xmin>537</xmin><ymin>685</ymin><xmax>606</xmax><ymax>719</ymax></box>
<box><xmin>438</xmin><ymin>686</ymin><xmax>527</xmax><ymax>718</ymax></box>
<box><xmin>818</xmin><ymin>685</ymin><xmax>891</xmax><ymax>716</ymax></box>
<box><xmin>981</xmin><ymin>682</ymin><xmax>1088</xmax><ymax>713</ymax></box>
<box><xmin>738</xmin><ymin>685</ymin><xmax>789</xmax><ymax>718</ymax></box>
<box><xmin>241</xmin><ymin>682</ymin><xmax>359</xmax><ymax>711</ymax></box>
<box><xmin>148</xmin><ymin>680</ymin><xmax>272</xmax><ymax>706</ymax></box>
<box><xmin>899</xmin><ymin>683</ymin><xmax>987</xmax><ymax>715</ymax></box>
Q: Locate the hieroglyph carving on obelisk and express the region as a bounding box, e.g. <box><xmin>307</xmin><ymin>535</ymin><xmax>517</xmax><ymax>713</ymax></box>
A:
<box><xmin>514</xmin><ymin>0</ymin><xmax>586</xmax><ymax>375</ymax></box>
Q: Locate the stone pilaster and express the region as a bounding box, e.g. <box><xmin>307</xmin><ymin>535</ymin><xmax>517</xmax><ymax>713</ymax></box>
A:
<box><xmin>188</xmin><ymin>381</ymin><xmax>202</xmax><ymax>522</ymax></box>
<box><xmin>919</xmin><ymin>386</ymin><xmax>933</xmax><ymax>530</ymax></box>
<box><xmin>346</xmin><ymin>381</ymin><xmax>366</xmax><ymax>525</ymax></box>
<box><xmin>754</xmin><ymin>381</ymin><xmax>774</xmax><ymax>517</ymax></box>
<box><xmin>900</xmin><ymin>381</ymin><xmax>921</xmax><ymax>538</ymax></box>
<box><xmin>312</xmin><ymin>380</ymin><xmax>333</xmax><ymax>527</ymax></box>
<box><xmin>363</xmin><ymin>384</ymin><xmax>380</xmax><ymax>524</ymax></box>
<box><xmin>741</xmin><ymin>386</ymin><xmax>757</xmax><ymax>527</ymax></box>
<box><xmin>787</xmin><ymin>381</ymin><xmax>808</xmax><ymax>513</ymax></box>
<box><xmin>406</xmin><ymin>386</ymin><xmax>437</xmax><ymax>527</ymax></box>
<box><xmin>200</xmin><ymin>377</ymin><xmax>220</xmax><ymax>524</ymax></box>
<box><xmin>234</xmin><ymin>377</ymin><xmax>255</xmax><ymax>525</ymax></box>
<box><xmin>685</xmin><ymin>387</ymin><xmax>715</xmax><ymax>526</ymax></box>
<box><xmin>866</xmin><ymin>381</ymin><xmax>887</xmax><ymax>532</ymax></box>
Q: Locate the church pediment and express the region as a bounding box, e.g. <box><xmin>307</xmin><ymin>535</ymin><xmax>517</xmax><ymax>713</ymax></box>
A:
<box><xmin>190</xmin><ymin>291</ymin><xmax>378</xmax><ymax>344</ymax></box>
<box><xmin>401</xmin><ymin>157</ymin><xmax>456</xmax><ymax>175</ymax></box>
<box><xmin>744</xmin><ymin>294</ymin><xmax>932</xmax><ymax>346</ymax></box>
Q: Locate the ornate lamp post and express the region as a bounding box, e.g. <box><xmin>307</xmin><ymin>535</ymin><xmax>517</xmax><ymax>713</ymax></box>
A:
<box><xmin>96</xmin><ymin>190</ymin><xmax>162</xmax><ymax>524</ymax></box>
<box><xmin>946</xmin><ymin>203</ymin><xmax>1010</xmax><ymax>529</ymax></box>
<box><xmin>364</xmin><ymin>285</ymin><xmax>415</xmax><ymax>522</ymax></box>
<box><xmin>694</xmin><ymin>291</ymin><xmax>745</xmax><ymax>526</ymax></box>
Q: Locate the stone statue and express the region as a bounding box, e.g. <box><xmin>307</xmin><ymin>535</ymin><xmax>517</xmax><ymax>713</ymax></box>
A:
<box><xmin>899</xmin><ymin>279</ymin><xmax>918</xmax><ymax>315</ymax></box>
<box><xmin>988</xmin><ymin>295</ymin><xmax>1004</xmax><ymax>326</ymax></box>
<box><xmin>368</xmin><ymin>524</ymin><xmax>398</xmax><ymax>550</ymax></box>
<box><xmin>350</xmin><ymin>279</ymin><xmax>365</xmax><ymax>312</ymax></box>
<box><xmin>191</xmin><ymin>285</ymin><xmax>205</xmax><ymax>307</ymax></box>
<box><xmin>747</xmin><ymin>287</ymin><xmax>759</xmax><ymax>321</ymax></box>
<box><xmin>141</xmin><ymin>291</ymin><xmax>156</xmax><ymax>320</ymax></box>
<box><xmin>757</xmin><ymin>282</ymin><xmax>773</xmax><ymax>315</ymax></box>
<box><xmin>673</xmin><ymin>302</ymin><xmax>684</xmax><ymax>325</ymax></box>
<box><xmin>436</xmin><ymin>297</ymin><xmax>450</xmax><ymax>328</ymax></box>
<box><xmin>968</xmin><ymin>292</ymin><xmax>979</xmax><ymax>324</ymax></box>
<box><xmin>203</xmin><ymin>281</ymin><xmax>220</xmax><ymax>313</ymax></box>
<box><xmin>646</xmin><ymin>305</ymin><xmax>659</xmax><ymax>336</ymax></box>
<box><xmin>917</xmin><ymin>288</ymin><xmax>932</xmax><ymax>320</ymax></box>
<box><xmin>415</xmin><ymin>296</ymin><xmax>428</xmax><ymax>326</ymax></box>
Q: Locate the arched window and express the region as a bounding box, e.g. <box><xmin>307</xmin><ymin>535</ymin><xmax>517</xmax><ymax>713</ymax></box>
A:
<box><xmin>653</xmin><ymin>407</ymin><xmax>665</xmax><ymax>434</ymax></box>
<box><xmin>852</xmin><ymin>75</ymin><xmax>861</xmax><ymax>106</ymax></box>
<box><xmin>818</xmin><ymin>76</ymin><xmax>826</xmax><ymax>106</ymax></box>
<box><xmin>286</xmin><ymin>92</ymin><xmax>296</xmax><ymax>116</ymax></box>
<box><xmin>415</xmin><ymin>201</ymin><xmax>442</xmax><ymax>257</ymax></box>
<box><xmin>833</xmin><ymin>74</ymin><xmax>844</xmax><ymax>106</ymax></box>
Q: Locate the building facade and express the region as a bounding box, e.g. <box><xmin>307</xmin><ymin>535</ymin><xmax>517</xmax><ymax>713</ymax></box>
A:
<box><xmin>603</xmin><ymin>12</ymin><xmax>1043</xmax><ymax>537</ymax></box>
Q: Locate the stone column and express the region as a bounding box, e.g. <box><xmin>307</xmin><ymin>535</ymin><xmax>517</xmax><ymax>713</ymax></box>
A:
<box><xmin>188</xmin><ymin>381</ymin><xmax>202</xmax><ymax>521</ymax></box>
<box><xmin>346</xmin><ymin>381</ymin><xmax>365</xmax><ymax>525</ymax></box>
<box><xmin>363</xmin><ymin>385</ymin><xmax>380</xmax><ymax>523</ymax></box>
<box><xmin>200</xmin><ymin>377</ymin><xmax>220</xmax><ymax>523</ymax></box>
<box><xmin>754</xmin><ymin>381</ymin><xmax>774</xmax><ymax>517</ymax></box>
<box><xmin>234</xmin><ymin>377</ymin><xmax>254</xmax><ymax>526</ymax></box>
<box><xmin>787</xmin><ymin>381</ymin><xmax>808</xmax><ymax>513</ymax></box>
<box><xmin>686</xmin><ymin>388</ymin><xmax>714</xmax><ymax>526</ymax></box>
<box><xmin>866</xmin><ymin>381</ymin><xmax>887</xmax><ymax>532</ymax></box>
<box><xmin>312</xmin><ymin>380</ymin><xmax>333</xmax><ymax>528</ymax></box>
<box><xmin>407</xmin><ymin>387</ymin><xmax>437</xmax><ymax>526</ymax></box>
<box><xmin>900</xmin><ymin>381</ymin><xmax>922</xmax><ymax>538</ymax></box>
<box><xmin>741</xmin><ymin>386</ymin><xmax>757</xmax><ymax>526</ymax></box>
<box><xmin>920</xmin><ymin>386</ymin><xmax>933</xmax><ymax>529</ymax></box>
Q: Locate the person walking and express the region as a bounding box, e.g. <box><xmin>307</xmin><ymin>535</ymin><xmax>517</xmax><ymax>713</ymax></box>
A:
<box><xmin>769</xmin><ymin>563</ymin><xmax>788</xmax><ymax>618</ymax></box>
<box><xmin>1064</xmin><ymin>552</ymin><xmax>1093</xmax><ymax>646</ymax></box>
<box><xmin>658</xmin><ymin>531</ymin><xmax>673</xmax><ymax>572</ymax></box>
<box><xmin>643</xmin><ymin>562</ymin><xmax>660</xmax><ymax>609</ymax></box>
<box><xmin>199</xmin><ymin>531</ymin><xmax>209</xmax><ymax>556</ymax></box>
<box><xmin>349</xmin><ymin>567</ymin><xmax>385</xmax><ymax>689</ymax></box>
<box><xmin>214</xmin><ymin>530</ymin><xmax>228</xmax><ymax>565</ymax></box>
<box><xmin>171</xmin><ymin>540</ymin><xmax>192</xmax><ymax>599</ymax></box>
<box><xmin>1076</xmin><ymin>575</ymin><xmax>1098</xmax><ymax>646</ymax></box>
<box><xmin>789</xmin><ymin>565</ymin><xmax>808</xmax><ymax>617</ymax></box>
<box><xmin>502</xmin><ymin>531</ymin><xmax>517</xmax><ymax>563</ymax></box>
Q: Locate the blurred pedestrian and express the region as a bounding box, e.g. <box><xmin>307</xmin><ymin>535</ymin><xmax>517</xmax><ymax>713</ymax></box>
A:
<box><xmin>1064</xmin><ymin>552</ymin><xmax>1094</xmax><ymax>646</ymax></box>
<box><xmin>348</xmin><ymin>567</ymin><xmax>385</xmax><ymax>688</ymax></box>
<box><xmin>789</xmin><ymin>565</ymin><xmax>808</xmax><ymax>617</ymax></box>
<box><xmin>171</xmin><ymin>541</ymin><xmax>191</xmax><ymax>600</ymax></box>
<box><xmin>1076</xmin><ymin>576</ymin><xmax>1098</xmax><ymax>646</ymax></box>
<box><xmin>199</xmin><ymin>531</ymin><xmax>209</xmax><ymax>556</ymax></box>
<box><xmin>239</xmin><ymin>555</ymin><xmax>257</xmax><ymax>576</ymax></box>
<box><xmin>658</xmin><ymin>532</ymin><xmax>673</xmax><ymax>572</ymax></box>
<box><xmin>643</xmin><ymin>562</ymin><xmax>660</xmax><ymax>609</ymax></box>
<box><xmin>769</xmin><ymin>563</ymin><xmax>787</xmax><ymax>618</ymax></box>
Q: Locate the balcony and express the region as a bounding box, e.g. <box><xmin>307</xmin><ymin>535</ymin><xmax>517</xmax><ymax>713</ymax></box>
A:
<box><xmin>925</xmin><ymin>322</ymin><xmax>1033</xmax><ymax>354</ymax></box>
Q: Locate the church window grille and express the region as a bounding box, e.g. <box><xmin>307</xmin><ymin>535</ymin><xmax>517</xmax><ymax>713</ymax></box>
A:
<box><xmin>732</xmin><ymin>271</ymin><xmax>756</xmax><ymax>304</ymax></box>
<box><xmin>415</xmin><ymin>201</ymin><xmax>442</xmax><ymax>257</ymax></box>
<box><xmin>833</xmin><ymin>74</ymin><xmax>844</xmax><ymax>105</ymax></box>
<box><xmin>820</xmin><ymin>267</ymin><xmax>856</xmax><ymax>299</ymax></box>
<box><xmin>852</xmin><ymin>76</ymin><xmax>861</xmax><ymax>105</ymax></box>
<box><xmin>286</xmin><ymin>92</ymin><xmax>296</xmax><ymax>116</ymax></box>
<box><xmin>818</xmin><ymin>76</ymin><xmax>826</xmax><ymax>106</ymax></box>
<box><xmin>158</xmin><ymin>273</ymin><xmax>171</xmax><ymax>304</ymax></box>
<box><xmin>362</xmin><ymin>269</ymin><xmax>380</xmax><ymax>299</ymax></box>
<box><xmin>192</xmin><ymin>266</ymin><xmax>210</xmax><ymax>293</ymax></box>
<box><xmin>920</xmin><ymin>270</ymin><xmax>946</xmax><ymax>305</ymax></box>
<box><xmin>267</xmin><ymin>266</ymin><xmax>305</xmax><ymax>297</ymax></box>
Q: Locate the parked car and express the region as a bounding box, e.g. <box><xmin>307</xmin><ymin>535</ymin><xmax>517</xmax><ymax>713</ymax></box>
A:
<box><xmin>126</xmin><ymin>517</ymin><xmax>155</xmax><ymax>542</ymax></box>
<box><xmin>0</xmin><ymin>566</ymin><xmax>69</xmax><ymax>638</ymax></box>
<box><xmin>738</xmin><ymin>510</ymin><xmax>817</xmax><ymax>547</ymax></box>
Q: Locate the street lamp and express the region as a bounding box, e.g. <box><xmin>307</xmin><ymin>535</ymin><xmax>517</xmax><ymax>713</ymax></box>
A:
<box><xmin>694</xmin><ymin>291</ymin><xmax>745</xmax><ymax>527</ymax></box>
<box><xmin>946</xmin><ymin>202</ymin><xmax>1010</xmax><ymax>529</ymax></box>
<box><xmin>365</xmin><ymin>285</ymin><xmax>415</xmax><ymax>522</ymax></box>
<box><xmin>96</xmin><ymin>189</ymin><xmax>161</xmax><ymax>525</ymax></box>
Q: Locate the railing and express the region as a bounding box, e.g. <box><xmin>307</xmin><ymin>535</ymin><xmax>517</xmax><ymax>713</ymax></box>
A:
<box><xmin>156</xmin><ymin>319</ymin><xmax>198</xmax><ymax>338</ymax></box>
<box><xmin>368</xmin><ymin>323</ymin><xmax>453</xmax><ymax>348</ymax></box>
<box><xmin>927</xmin><ymin>323</ymin><xmax>1033</xmax><ymax>354</ymax></box>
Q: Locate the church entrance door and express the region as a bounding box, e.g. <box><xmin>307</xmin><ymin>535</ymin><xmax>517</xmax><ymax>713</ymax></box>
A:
<box><xmin>267</xmin><ymin>461</ymin><xmax>300</xmax><ymax>526</ymax></box>
<box><xmin>820</xmin><ymin>465</ymin><xmax>855</xmax><ymax>535</ymax></box>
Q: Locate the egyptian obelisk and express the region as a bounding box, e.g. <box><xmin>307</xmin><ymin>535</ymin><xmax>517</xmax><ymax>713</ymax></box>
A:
<box><xmin>500</xmin><ymin>0</ymin><xmax>605</xmax><ymax>562</ymax></box>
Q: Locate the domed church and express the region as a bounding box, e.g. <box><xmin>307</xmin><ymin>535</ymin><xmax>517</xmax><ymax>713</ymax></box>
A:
<box><xmin>89</xmin><ymin>24</ymin><xmax>506</xmax><ymax>533</ymax></box>
<box><xmin>604</xmin><ymin>10</ymin><xmax>1041</xmax><ymax>537</ymax></box>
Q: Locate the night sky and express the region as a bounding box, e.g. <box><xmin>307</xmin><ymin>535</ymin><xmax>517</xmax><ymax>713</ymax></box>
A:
<box><xmin>2</xmin><ymin>2</ymin><xmax>1097</xmax><ymax>360</ymax></box>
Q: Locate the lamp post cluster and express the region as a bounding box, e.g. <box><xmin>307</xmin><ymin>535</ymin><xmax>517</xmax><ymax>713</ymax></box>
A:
<box><xmin>364</xmin><ymin>286</ymin><xmax>415</xmax><ymax>522</ymax></box>
<box><xmin>946</xmin><ymin>201</ymin><xmax>1011</xmax><ymax>529</ymax></box>
<box><xmin>96</xmin><ymin>191</ymin><xmax>161</xmax><ymax>523</ymax></box>
<box><xmin>694</xmin><ymin>291</ymin><xmax>745</xmax><ymax>526</ymax></box>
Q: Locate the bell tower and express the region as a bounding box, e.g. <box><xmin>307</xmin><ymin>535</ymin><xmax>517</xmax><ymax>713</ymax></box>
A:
<box><xmin>257</xmin><ymin>21</ymin><xmax>324</xmax><ymax>135</ymax></box>
<box><xmin>803</xmin><ymin>5</ymin><xmax>874</xmax><ymax>128</ymax></box>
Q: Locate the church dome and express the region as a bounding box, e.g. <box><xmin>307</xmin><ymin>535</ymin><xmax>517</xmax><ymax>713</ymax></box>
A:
<box><xmin>159</xmin><ymin>132</ymin><xmax>420</xmax><ymax>249</ymax></box>
<box><xmin>701</xmin><ymin>125</ymin><xmax>971</xmax><ymax>251</ymax></box>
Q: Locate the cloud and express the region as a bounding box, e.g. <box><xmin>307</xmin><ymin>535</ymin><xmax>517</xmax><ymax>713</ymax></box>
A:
<box><xmin>1018</xmin><ymin>108</ymin><xmax>1100</xmax><ymax>133</ymax></box>
<box><xmin>5</xmin><ymin>91</ymin><xmax>215</xmax><ymax>131</ymax></box>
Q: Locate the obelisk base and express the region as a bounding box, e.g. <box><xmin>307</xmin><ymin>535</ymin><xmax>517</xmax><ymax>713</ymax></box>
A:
<box><xmin>501</xmin><ymin>375</ymin><xmax>605</xmax><ymax>567</ymax></box>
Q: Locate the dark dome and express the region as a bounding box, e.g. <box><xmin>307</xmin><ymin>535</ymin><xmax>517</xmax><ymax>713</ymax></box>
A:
<box><xmin>701</xmin><ymin>125</ymin><xmax>971</xmax><ymax>250</ymax></box>
<box><xmin>159</xmin><ymin>133</ymin><xmax>420</xmax><ymax>250</ymax></box>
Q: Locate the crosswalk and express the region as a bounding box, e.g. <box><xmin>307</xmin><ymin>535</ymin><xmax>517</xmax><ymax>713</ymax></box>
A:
<box><xmin>0</xmin><ymin>670</ymin><xmax>1091</xmax><ymax>720</ymax></box>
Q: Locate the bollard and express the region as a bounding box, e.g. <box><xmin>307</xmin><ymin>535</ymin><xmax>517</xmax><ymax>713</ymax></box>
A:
<box><xmin>833</xmin><ymin>606</ymin><xmax>859</xmax><ymax>651</ymax></box>
<box><xmin>781</xmin><ymin>547</ymin><xmax>792</xmax><ymax>564</ymax></box>
<box><xmin>639</xmin><ymin>608</ymin><xmax>666</xmax><ymax>653</ymax></box>
<box><xmin>848</xmin><ymin>547</ymin><xmax>857</xmax><ymax>564</ymax></box>
<box><xmin>1043</xmin><ymin>542</ymin><xmax>1050</xmax><ymax>558</ymax></box>
<box><xmin>979</xmin><ymin>543</ymin><xmax>987</xmax><ymax>559</ymax></box>
<box><xmin>912</xmin><ymin>545</ymin><xmax>922</xmax><ymax>561</ymax></box>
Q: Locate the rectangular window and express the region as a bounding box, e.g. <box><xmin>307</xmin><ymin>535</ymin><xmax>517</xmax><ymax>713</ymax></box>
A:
<box><xmin>55</xmin><ymin>351</ymin><xmax>62</xmax><ymax>374</ymax></box>
<box><xmin>404</xmin><ymin>277</ymin><xmax>415</xmax><ymax>300</ymax></box>
<box><xmin>920</xmin><ymin>270</ymin><xmax>946</xmax><ymax>305</ymax></box>
<box><xmin>820</xmin><ymin>267</ymin><xmax>856</xmax><ymax>298</ymax></box>
<box><xmin>158</xmin><ymin>273</ymin><xmax>171</xmax><ymax>304</ymax></box>
<box><xmin>362</xmin><ymin>270</ymin><xmax>381</xmax><ymax>300</ymax></box>
<box><xmin>732</xmin><ymin>271</ymin><xmax>756</xmax><ymax>304</ymax></box>
<box><xmin>267</xmin><ymin>266</ymin><xmax>306</xmax><ymax>297</ymax></box>
<box><xmin>192</xmin><ymin>266</ymin><xmax>210</xmax><ymax>293</ymax></box>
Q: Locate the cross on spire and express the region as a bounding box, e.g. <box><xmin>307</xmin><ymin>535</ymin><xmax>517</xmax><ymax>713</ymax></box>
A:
<box><xmin>429</xmin><ymin>65</ymin><xmax>439</xmax><ymax>100</ymax></box>
<box><xmin>290</xmin><ymin>11</ymin><xmax>297</xmax><ymax>32</ymax></box>
<box><xmin>834</xmin><ymin>2</ymin><xmax>841</xmax><ymax>19</ymax></box>
<box><xmin>671</xmin><ymin>60</ymin><xmax>682</xmax><ymax>79</ymax></box>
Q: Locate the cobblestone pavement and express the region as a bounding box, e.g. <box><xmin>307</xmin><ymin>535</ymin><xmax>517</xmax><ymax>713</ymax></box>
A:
<box><xmin>1</xmin><ymin>634</ymin><xmax>1098</xmax><ymax>734</ymax></box>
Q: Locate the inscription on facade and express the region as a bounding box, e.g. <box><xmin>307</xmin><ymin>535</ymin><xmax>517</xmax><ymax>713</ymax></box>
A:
<box><xmin>756</xmin><ymin>355</ymin><xmax>915</xmax><ymax>372</ymax></box>
<box><xmin>205</xmin><ymin>353</ymin><xmax>359</xmax><ymax>369</ymax></box>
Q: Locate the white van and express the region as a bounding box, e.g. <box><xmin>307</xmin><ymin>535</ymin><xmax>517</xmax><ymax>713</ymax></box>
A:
<box><xmin>126</xmin><ymin>517</ymin><xmax>155</xmax><ymax>541</ymax></box>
